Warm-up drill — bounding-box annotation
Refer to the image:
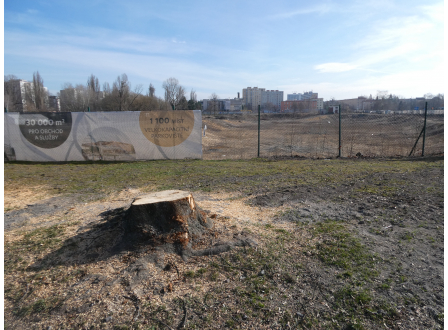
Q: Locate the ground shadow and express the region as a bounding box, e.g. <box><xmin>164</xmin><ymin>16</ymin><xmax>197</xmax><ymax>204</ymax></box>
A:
<box><xmin>28</xmin><ymin>207</ymin><xmax>140</xmax><ymax>271</ymax></box>
<box><xmin>29</xmin><ymin>204</ymin><xmax>257</xmax><ymax>271</ymax></box>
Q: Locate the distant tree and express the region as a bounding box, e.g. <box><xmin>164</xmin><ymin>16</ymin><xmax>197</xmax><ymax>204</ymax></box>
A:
<box><xmin>4</xmin><ymin>75</ymin><xmax>19</xmax><ymax>111</ymax></box>
<box><xmin>426</xmin><ymin>93</ymin><xmax>444</xmax><ymax>109</ymax></box>
<box><xmin>103</xmin><ymin>82</ymin><xmax>112</xmax><ymax>95</ymax></box>
<box><xmin>291</xmin><ymin>102</ymin><xmax>299</xmax><ymax>113</ymax></box>
<box><xmin>187</xmin><ymin>99</ymin><xmax>195</xmax><ymax>110</ymax></box>
<box><xmin>178</xmin><ymin>96</ymin><xmax>188</xmax><ymax>110</ymax></box>
<box><xmin>115</xmin><ymin>74</ymin><xmax>130</xmax><ymax>111</ymax></box>
<box><xmin>149</xmin><ymin>83</ymin><xmax>155</xmax><ymax>97</ymax></box>
<box><xmin>263</xmin><ymin>102</ymin><xmax>276</xmax><ymax>112</ymax></box>
<box><xmin>208</xmin><ymin>93</ymin><xmax>219</xmax><ymax>114</ymax></box>
<box><xmin>86</xmin><ymin>74</ymin><xmax>101</xmax><ymax>110</ymax></box>
<box><xmin>188</xmin><ymin>89</ymin><xmax>197</xmax><ymax>110</ymax></box>
<box><xmin>190</xmin><ymin>89</ymin><xmax>197</xmax><ymax>102</ymax></box>
<box><xmin>59</xmin><ymin>83</ymin><xmax>91</xmax><ymax>112</ymax></box>
<box><xmin>31</xmin><ymin>71</ymin><xmax>48</xmax><ymax>111</ymax></box>
<box><xmin>132</xmin><ymin>94</ymin><xmax>167</xmax><ymax>111</ymax></box>
<box><xmin>162</xmin><ymin>77</ymin><xmax>185</xmax><ymax>110</ymax></box>
<box><xmin>101</xmin><ymin>74</ymin><xmax>143</xmax><ymax>111</ymax></box>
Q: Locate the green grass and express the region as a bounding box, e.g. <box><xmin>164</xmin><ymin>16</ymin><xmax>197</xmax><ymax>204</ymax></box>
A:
<box><xmin>5</xmin><ymin>158</ymin><xmax>442</xmax><ymax>201</ymax></box>
<box><xmin>4</xmin><ymin>223</ymin><xmax>79</xmax><ymax>274</ymax></box>
<box><xmin>311</xmin><ymin>221</ymin><xmax>380</xmax><ymax>281</ymax></box>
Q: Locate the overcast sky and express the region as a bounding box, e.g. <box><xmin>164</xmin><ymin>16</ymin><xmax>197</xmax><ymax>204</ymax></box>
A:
<box><xmin>3</xmin><ymin>0</ymin><xmax>445</xmax><ymax>100</ymax></box>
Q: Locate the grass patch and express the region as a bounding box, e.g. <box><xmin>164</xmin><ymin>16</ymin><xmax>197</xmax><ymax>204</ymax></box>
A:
<box><xmin>5</xmin><ymin>158</ymin><xmax>442</xmax><ymax>201</ymax></box>
<box><xmin>4</xmin><ymin>224</ymin><xmax>72</xmax><ymax>274</ymax></box>
<box><xmin>311</xmin><ymin>221</ymin><xmax>379</xmax><ymax>281</ymax></box>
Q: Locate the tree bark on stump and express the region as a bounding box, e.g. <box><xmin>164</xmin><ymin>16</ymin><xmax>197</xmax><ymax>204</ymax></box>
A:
<box><xmin>124</xmin><ymin>190</ymin><xmax>213</xmax><ymax>246</ymax></box>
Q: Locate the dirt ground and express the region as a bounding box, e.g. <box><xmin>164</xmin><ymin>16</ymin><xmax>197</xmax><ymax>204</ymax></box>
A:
<box><xmin>202</xmin><ymin>113</ymin><xmax>444</xmax><ymax>160</ymax></box>
<box><xmin>3</xmin><ymin>157</ymin><xmax>444</xmax><ymax>329</ymax></box>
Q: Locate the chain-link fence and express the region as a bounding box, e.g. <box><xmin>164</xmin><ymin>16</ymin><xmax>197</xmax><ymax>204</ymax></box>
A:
<box><xmin>202</xmin><ymin>107</ymin><xmax>443</xmax><ymax>160</ymax></box>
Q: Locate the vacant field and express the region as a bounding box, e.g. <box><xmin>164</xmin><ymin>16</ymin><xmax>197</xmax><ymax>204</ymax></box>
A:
<box><xmin>4</xmin><ymin>157</ymin><xmax>444</xmax><ymax>329</ymax></box>
<box><xmin>202</xmin><ymin>113</ymin><xmax>444</xmax><ymax>160</ymax></box>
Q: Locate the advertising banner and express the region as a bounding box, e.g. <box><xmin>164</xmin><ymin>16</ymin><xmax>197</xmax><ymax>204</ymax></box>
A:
<box><xmin>4</xmin><ymin>110</ymin><xmax>202</xmax><ymax>162</ymax></box>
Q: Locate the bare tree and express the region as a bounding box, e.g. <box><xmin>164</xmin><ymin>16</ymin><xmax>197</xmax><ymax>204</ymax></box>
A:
<box><xmin>59</xmin><ymin>83</ymin><xmax>91</xmax><ymax>112</ymax></box>
<box><xmin>132</xmin><ymin>94</ymin><xmax>168</xmax><ymax>111</ymax></box>
<box><xmin>149</xmin><ymin>83</ymin><xmax>156</xmax><ymax>97</ymax></box>
<box><xmin>101</xmin><ymin>74</ymin><xmax>143</xmax><ymax>111</ymax></box>
<box><xmin>188</xmin><ymin>89</ymin><xmax>197</xmax><ymax>110</ymax></box>
<box><xmin>31</xmin><ymin>71</ymin><xmax>48</xmax><ymax>111</ymax></box>
<box><xmin>162</xmin><ymin>77</ymin><xmax>185</xmax><ymax>110</ymax></box>
<box><xmin>4</xmin><ymin>75</ymin><xmax>19</xmax><ymax>111</ymax></box>
<box><xmin>103</xmin><ymin>82</ymin><xmax>111</xmax><ymax>95</ymax></box>
<box><xmin>190</xmin><ymin>89</ymin><xmax>197</xmax><ymax>103</ymax></box>
<box><xmin>291</xmin><ymin>102</ymin><xmax>299</xmax><ymax>113</ymax></box>
<box><xmin>114</xmin><ymin>74</ymin><xmax>130</xmax><ymax>111</ymax></box>
<box><xmin>207</xmin><ymin>93</ymin><xmax>219</xmax><ymax>114</ymax></box>
<box><xmin>87</xmin><ymin>74</ymin><xmax>101</xmax><ymax>110</ymax></box>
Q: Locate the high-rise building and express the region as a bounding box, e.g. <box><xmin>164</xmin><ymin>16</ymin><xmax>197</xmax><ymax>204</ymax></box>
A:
<box><xmin>242</xmin><ymin>87</ymin><xmax>284</xmax><ymax>111</ymax></box>
<box><xmin>4</xmin><ymin>79</ymin><xmax>33</xmax><ymax>112</ymax></box>
<box><xmin>287</xmin><ymin>93</ymin><xmax>303</xmax><ymax>101</ymax></box>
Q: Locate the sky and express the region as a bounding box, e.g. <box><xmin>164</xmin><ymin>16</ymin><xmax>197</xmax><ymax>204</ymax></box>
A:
<box><xmin>3</xmin><ymin>0</ymin><xmax>445</xmax><ymax>101</ymax></box>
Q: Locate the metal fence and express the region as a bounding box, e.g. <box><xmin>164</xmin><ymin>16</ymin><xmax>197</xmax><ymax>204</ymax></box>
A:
<box><xmin>202</xmin><ymin>105</ymin><xmax>443</xmax><ymax>160</ymax></box>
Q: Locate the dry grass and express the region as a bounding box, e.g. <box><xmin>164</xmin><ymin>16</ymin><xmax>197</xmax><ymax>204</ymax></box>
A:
<box><xmin>202</xmin><ymin>113</ymin><xmax>444</xmax><ymax>159</ymax></box>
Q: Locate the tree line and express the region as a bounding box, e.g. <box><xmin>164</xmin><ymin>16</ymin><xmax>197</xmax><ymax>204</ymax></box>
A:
<box><xmin>4</xmin><ymin>72</ymin><xmax>203</xmax><ymax>112</ymax></box>
<box><xmin>325</xmin><ymin>91</ymin><xmax>444</xmax><ymax>113</ymax></box>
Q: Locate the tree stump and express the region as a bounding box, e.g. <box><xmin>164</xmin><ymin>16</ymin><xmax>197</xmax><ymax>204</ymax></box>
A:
<box><xmin>124</xmin><ymin>190</ymin><xmax>213</xmax><ymax>246</ymax></box>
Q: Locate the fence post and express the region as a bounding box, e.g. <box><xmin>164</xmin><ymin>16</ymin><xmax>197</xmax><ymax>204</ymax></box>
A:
<box><xmin>422</xmin><ymin>101</ymin><xmax>428</xmax><ymax>156</ymax></box>
<box><xmin>87</xmin><ymin>107</ymin><xmax>90</xmax><ymax>112</ymax></box>
<box><xmin>258</xmin><ymin>105</ymin><xmax>261</xmax><ymax>157</ymax></box>
<box><xmin>338</xmin><ymin>104</ymin><xmax>341</xmax><ymax>157</ymax></box>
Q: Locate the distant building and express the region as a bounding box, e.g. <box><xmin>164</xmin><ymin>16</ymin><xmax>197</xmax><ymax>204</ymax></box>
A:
<box><xmin>287</xmin><ymin>93</ymin><xmax>303</xmax><ymax>101</ymax></box>
<box><xmin>4</xmin><ymin>79</ymin><xmax>33</xmax><ymax>112</ymax></box>
<box><xmin>4</xmin><ymin>79</ymin><xmax>51</xmax><ymax>112</ymax></box>
<box><xmin>281</xmin><ymin>92</ymin><xmax>323</xmax><ymax>112</ymax></box>
<box><xmin>326</xmin><ymin>96</ymin><xmax>375</xmax><ymax>112</ymax></box>
<box><xmin>281</xmin><ymin>99</ymin><xmax>318</xmax><ymax>112</ymax></box>
<box><xmin>328</xmin><ymin>105</ymin><xmax>339</xmax><ymax>114</ymax></box>
<box><xmin>202</xmin><ymin>95</ymin><xmax>244</xmax><ymax>113</ymax></box>
<box><xmin>242</xmin><ymin>87</ymin><xmax>283</xmax><ymax>111</ymax></box>
<box><xmin>303</xmin><ymin>91</ymin><xmax>317</xmax><ymax>100</ymax></box>
<box><xmin>261</xmin><ymin>90</ymin><xmax>283</xmax><ymax>111</ymax></box>
<box><xmin>48</xmin><ymin>96</ymin><xmax>61</xmax><ymax>111</ymax></box>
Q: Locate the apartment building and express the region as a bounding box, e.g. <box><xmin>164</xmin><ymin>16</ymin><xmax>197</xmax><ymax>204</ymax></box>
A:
<box><xmin>243</xmin><ymin>87</ymin><xmax>284</xmax><ymax>111</ymax></box>
<box><xmin>4</xmin><ymin>79</ymin><xmax>51</xmax><ymax>112</ymax></box>
<box><xmin>287</xmin><ymin>93</ymin><xmax>303</xmax><ymax>101</ymax></box>
<box><xmin>261</xmin><ymin>90</ymin><xmax>283</xmax><ymax>110</ymax></box>
<box><xmin>281</xmin><ymin>91</ymin><xmax>323</xmax><ymax>112</ymax></box>
<box><xmin>242</xmin><ymin>87</ymin><xmax>264</xmax><ymax>110</ymax></box>
<box><xmin>4</xmin><ymin>79</ymin><xmax>33</xmax><ymax>112</ymax></box>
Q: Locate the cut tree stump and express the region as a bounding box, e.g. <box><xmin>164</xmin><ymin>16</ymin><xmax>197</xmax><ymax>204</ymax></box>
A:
<box><xmin>124</xmin><ymin>190</ymin><xmax>214</xmax><ymax>246</ymax></box>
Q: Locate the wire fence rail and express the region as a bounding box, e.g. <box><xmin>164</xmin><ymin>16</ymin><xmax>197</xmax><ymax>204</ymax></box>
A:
<box><xmin>202</xmin><ymin>104</ymin><xmax>443</xmax><ymax>160</ymax></box>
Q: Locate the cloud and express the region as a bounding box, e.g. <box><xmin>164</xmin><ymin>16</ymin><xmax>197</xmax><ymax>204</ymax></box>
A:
<box><xmin>171</xmin><ymin>38</ymin><xmax>186</xmax><ymax>44</ymax></box>
<box><xmin>420</xmin><ymin>2</ymin><xmax>444</xmax><ymax>22</ymax></box>
<box><xmin>315</xmin><ymin>5</ymin><xmax>443</xmax><ymax>75</ymax></box>
<box><xmin>314</xmin><ymin>63</ymin><xmax>357</xmax><ymax>73</ymax></box>
<box><xmin>269</xmin><ymin>4</ymin><xmax>333</xmax><ymax>19</ymax></box>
